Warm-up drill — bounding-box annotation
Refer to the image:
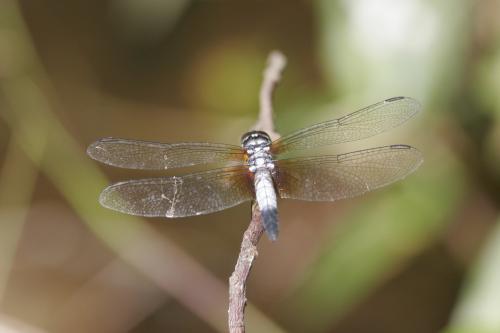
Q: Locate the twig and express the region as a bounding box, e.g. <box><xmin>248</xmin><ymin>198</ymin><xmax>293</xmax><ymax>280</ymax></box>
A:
<box><xmin>228</xmin><ymin>204</ymin><xmax>265</xmax><ymax>333</ymax></box>
<box><xmin>253</xmin><ymin>51</ymin><xmax>287</xmax><ymax>139</ymax></box>
<box><xmin>228</xmin><ymin>51</ymin><xmax>287</xmax><ymax>333</ymax></box>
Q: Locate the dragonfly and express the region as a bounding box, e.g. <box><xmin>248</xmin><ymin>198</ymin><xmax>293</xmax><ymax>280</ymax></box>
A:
<box><xmin>87</xmin><ymin>96</ymin><xmax>423</xmax><ymax>241</ymax></box>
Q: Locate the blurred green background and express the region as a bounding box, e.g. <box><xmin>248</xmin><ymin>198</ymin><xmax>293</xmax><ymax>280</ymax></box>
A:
<box><xmin>1</xmin><ymin>0</ymin><xmax>499</xmax><ymax>332</ymax></box>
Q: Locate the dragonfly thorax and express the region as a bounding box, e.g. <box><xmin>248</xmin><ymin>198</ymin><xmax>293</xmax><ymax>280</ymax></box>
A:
<box><xmin>241</xmin><ymin>131</ymin><xmax>274</xmax><ymax>173</ymax></box>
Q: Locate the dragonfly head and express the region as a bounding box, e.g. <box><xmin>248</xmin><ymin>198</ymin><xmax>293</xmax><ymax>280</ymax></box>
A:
<box><xmin>241</xmin><ymin>131</ymin><xmax>272</xmax><ymax>151</ymax></box>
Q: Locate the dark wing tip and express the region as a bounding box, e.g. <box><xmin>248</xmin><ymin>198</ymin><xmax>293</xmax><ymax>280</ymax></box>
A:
<box><xmin>385</xmin><ymin>96</ymin><xmax>405</xmax><ymax>102</ymax></box>
<box><xmin>386</xmin><ymin>96</ymin><xmax>422</xmax><ymax>113</ymax></box>
<box><xmin>390</xmin><ymin>145</ymin><xmax>424</xmax><ymax>174</ymax></box>
<box><xmin>389</xmin><ymin>144</ymin><xmax>412</xmax><ymax>150</ymax></box>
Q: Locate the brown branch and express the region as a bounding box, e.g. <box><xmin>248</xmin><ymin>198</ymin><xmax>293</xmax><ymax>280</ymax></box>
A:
<box><xmin>228</xmin><ymin>51</ymin><xmax>287</xmax><ymax>333</ymax></box>
<box><xmin>228</xmin><ymin>203</ymin><xmax>264</xmax><ymax>333</ymax></box>
<box><xmin>253</xmin><ymin>51</ymin><xmax>287</xmax><ymax>139</ymax></box>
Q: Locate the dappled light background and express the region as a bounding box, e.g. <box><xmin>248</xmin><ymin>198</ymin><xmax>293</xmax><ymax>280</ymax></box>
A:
<box><xmin>1</xmin><ymin>1</ymin><xmax>499</xmax><ymax>332</ymax></box>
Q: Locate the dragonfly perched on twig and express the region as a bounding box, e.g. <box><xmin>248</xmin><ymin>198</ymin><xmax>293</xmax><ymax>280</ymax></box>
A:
<box><xmin>87</xmin><ymin>96</ymin><xmax>423</xmax><ymax>241</ymax></box>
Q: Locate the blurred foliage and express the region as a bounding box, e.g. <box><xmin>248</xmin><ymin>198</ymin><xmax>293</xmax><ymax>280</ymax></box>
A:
<box><xmin>286</xmin><ymin>142</ymin><xmax>465</xmax><ymax>332</ymax></box>
<box><xmin>0</xmin><ymin>0</ymin><xmax>499</xmax><ymax>333</ymax></box>
<box><xmin>445</xmin><ymin>218</ymin><xmax>500</xmax><ymax>333</ymax></box>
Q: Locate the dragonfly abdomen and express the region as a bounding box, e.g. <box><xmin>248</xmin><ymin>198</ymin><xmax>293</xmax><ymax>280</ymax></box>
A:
<box><xmin>254</xmin><ymin>169</ymin><xmax>279</xmax><ymax>241</ymax></box>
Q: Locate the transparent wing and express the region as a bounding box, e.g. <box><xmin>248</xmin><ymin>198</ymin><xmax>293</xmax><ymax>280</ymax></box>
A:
<box><xmin>272</xmin><ymin>97</ymin><xmax>421</xmax><ymax>155</ymax></box>
<box><xmin>275</xmin><ymin>145</ymin><xmax>423</xmax><ymax>201</ymax></box>
<box><xmin>99</xmin><ymin>166</ymin><xmax>253</xmax><ymax>217</ymax></box>
<box><xmin>87</xmin><ymin>138</ymin><xmax>245</xmax><ymax>170</ymax></box>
